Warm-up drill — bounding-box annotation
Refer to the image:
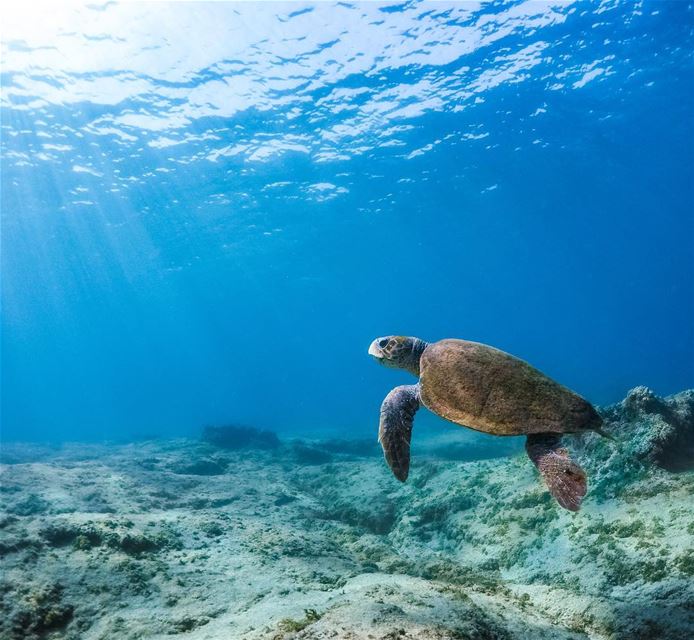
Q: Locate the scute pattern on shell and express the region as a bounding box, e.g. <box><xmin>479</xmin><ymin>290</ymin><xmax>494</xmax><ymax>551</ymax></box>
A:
<box><xmin>419</xmin><ymin>339</ymin><xmax>602</xmax><ymax>436</ymax></box>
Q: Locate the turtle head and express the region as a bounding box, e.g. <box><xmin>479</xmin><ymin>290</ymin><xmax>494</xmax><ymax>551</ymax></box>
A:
<box><xmin>368</xmin><ymin>336</ymin><xmax>427</xmax><ymax>377</ymax></box>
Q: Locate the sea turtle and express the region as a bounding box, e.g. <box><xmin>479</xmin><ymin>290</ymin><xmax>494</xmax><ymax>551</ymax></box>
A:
<box><xmin>368</xmin><ymin>336</ymin><xmax>609</xmax><ymax>511</ymax></box>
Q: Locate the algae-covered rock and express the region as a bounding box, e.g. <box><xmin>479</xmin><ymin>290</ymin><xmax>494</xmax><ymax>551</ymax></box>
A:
<box><xmin>621</xmin><ymin>387</ymin><xmax>694</xmax><ymax>470</ymax></box>
<box><xmin>172</xmin><ymin>458</ymin><xmax>227</xmax><ymax>476</ymax></box>
<box><xmin>202</xmin><ymin>424</ymin><xmax>280</xmax><ymax>450</ymax></box>
<box><xmin>589</xmin><ymin>387</ymin><xmax>694</xmax><ymax>470</ymax></box>
<box><xmin>41</xmin><ymin>522</ymin><xmax>95</xmax><ymax>547</ymax></box>
<box><xmin>290</xmin><ymin>442</ymin><xmax>333</xmax><ymax>465</ymax></box>
<box><xmin>170</xmin><ymin>615</ymin><xmax>210</xmax><ymax>633</ymax></box>
<box><xmin>573</xmin><ymin>387</ymin><xmax>694</xmax><ymax>501</ymax></box>
<box><xmin>3</xmin><ymin>583</ymin><xmax>74</xmax><ymax>640</ymax></box>
<box><xmin>9</xmin><ymin>494</ymin><xmax>50</xmax><ymax>517</ymax></box>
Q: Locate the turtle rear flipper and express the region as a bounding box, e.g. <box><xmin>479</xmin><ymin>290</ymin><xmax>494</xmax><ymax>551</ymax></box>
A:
<box><xmin>525</xmin><ymin>434</ymin><xmax>587</xmax><ymax>511</ymax></box>
<box><xmin>378</xmin><ymin>384</ymin><xmax>420</xmax><ymax>482</ymax></box>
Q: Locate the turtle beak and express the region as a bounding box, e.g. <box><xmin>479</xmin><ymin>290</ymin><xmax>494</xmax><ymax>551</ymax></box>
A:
<box><xmin>368</xmin><ymin>339</ymin><xmax>384</xmax><ymax>360</ymax></box>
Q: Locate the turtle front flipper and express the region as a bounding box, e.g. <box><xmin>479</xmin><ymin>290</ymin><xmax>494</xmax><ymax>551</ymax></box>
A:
<box><xmin>378</xmin><ymin>384</ymin><xmax>421</xmax><ymax>482</ymax></box>
<box><xmin>525</xmin><ymin>434</ymin><xmax>587</xmax><ymax>511</ymax></box>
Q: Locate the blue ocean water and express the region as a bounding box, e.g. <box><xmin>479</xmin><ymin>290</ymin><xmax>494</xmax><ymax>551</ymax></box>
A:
<box><xmin>1</xmin><ymin>1</ymin><xmax>693</xmax><ymax>443</ymax></box>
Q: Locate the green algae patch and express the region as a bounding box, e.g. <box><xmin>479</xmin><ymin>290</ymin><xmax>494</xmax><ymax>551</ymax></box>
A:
<box><xmin>276</xmin><ymin>608</ymin><xmax>322</xmax><ymax>634</ymax></box>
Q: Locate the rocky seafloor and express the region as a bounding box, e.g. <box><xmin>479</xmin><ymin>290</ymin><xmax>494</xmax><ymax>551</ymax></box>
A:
<box><xmin>1</xmin><ymin>387</ymin><xmax>693</xmax><ymax>640</ymax></box>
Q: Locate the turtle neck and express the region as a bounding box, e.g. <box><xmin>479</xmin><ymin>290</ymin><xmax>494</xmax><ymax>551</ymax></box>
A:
<box><xmin>404</xmin><ymin>338</ymin><xmax>429</xmax><ymax>377</ymax></box>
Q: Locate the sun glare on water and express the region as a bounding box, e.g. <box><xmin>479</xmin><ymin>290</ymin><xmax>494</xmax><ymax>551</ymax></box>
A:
<box><xmin>2</xmin><ymin>1</ymin><xmax>101</xmax><ymax>42</ymax></box>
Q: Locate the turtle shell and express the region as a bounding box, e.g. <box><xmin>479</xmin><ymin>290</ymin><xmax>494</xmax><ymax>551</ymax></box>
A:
<box><xmin>419</xmin><ymin>339</ymin><xmax>601</xmax><ymax>436</ymax></box>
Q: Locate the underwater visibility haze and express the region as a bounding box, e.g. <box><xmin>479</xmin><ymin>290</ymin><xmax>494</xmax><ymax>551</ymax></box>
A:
<box><xmin>2</xmin><ymin>0</ymin><xmax>693</xmax><ymax>442</ymax></box>
<box><xmin>1</xmin><ymin>2</ymin><xmax>694</xmax><ymax>640</ymax></box>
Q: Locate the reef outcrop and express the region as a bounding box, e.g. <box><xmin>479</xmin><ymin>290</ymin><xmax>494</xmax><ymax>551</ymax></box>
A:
<box><xmin>609</xmin><ymin>386</ymin><xmax>693</xmax><ymax>470</ymax></box>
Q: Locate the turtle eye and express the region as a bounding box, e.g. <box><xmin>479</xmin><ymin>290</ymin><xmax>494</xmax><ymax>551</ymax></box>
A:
<box><xmin>378</xmin><ymin>338</ymin><xmax>389</xmax><ymax>349</ymax></box>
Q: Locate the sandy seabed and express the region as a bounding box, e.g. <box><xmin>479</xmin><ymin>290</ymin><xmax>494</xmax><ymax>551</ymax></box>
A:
<box><xmin>1</xmin><ymin>387</ymin><xmax>693</xmax><ymax>640</ymax></box>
